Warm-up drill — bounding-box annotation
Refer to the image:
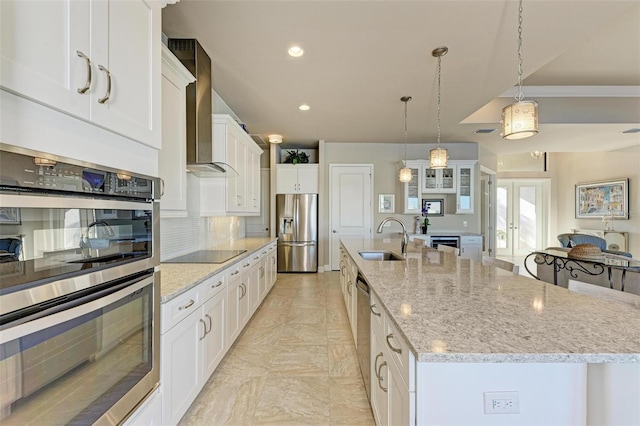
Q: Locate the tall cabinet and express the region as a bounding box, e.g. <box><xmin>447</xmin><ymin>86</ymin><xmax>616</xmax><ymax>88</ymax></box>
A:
<box><xmin>159</xmin><ymin>45</ymin><xmax>195</xmax><ymax>217</ymax></box>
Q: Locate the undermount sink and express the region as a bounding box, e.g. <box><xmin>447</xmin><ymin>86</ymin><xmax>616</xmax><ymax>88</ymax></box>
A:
<box><xmin>358</xmin><ymin>251</ymin><xmax>404</xmax><ymax>261</ymax></box>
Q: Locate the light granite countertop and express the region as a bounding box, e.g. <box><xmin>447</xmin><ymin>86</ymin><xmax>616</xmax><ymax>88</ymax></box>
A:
<box><xmin>159</xmin><ymin>237</ymin><xmax>276</xmax><ymax>303</ymax></box>
<box><xmin>342</xmin><ymin>239</ymin><xmax>640</xmax><ymax>363</ymax></box>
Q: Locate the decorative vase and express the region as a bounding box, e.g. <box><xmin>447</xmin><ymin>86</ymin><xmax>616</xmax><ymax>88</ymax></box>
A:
<box><xmin>421</xmin><ymin>226</ymin><xmax>428</xmax><ymax>234</ymax></box>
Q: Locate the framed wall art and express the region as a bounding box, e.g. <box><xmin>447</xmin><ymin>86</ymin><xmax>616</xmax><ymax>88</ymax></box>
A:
<box><xmin>575</xmin><ymin>178</ymin><xmax>629</xmax><ymax>219</ymax></box>
<box><xmin>378</xmin><ymin>194</ymin><xmax>395</xmax><ymax>213</ymax></box>
<box><xmin>0</xmin><ymin>208</ymin><xmax>21</xmax><ymax>224</ymax></box>
<box><xmin>422</xmin><ymin>198</ymin><xmax>444</xmax><ymax>217</ymax></box>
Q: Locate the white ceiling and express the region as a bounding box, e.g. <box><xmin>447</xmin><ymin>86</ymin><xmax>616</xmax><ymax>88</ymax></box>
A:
<box><xmin>162</xmin><ymin>0</ymin><xmax>640</xmax><ymax>155</ymax></box>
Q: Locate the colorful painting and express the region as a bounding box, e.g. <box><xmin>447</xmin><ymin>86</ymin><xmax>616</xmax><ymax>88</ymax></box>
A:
<box><xmin>575</xmin><ymin>179</ymin><xmax>628</xmax><ymax>219</ymax></box>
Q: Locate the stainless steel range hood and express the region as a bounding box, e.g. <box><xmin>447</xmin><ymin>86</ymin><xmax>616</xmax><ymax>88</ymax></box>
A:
<box><xmin>167</xmin><ymin>38</ymin><xmax>235</xmax><ymax>177</ymax></box>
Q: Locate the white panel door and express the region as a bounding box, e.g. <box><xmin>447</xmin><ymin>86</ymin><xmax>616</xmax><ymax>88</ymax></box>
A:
<box><xmin>90</xmin><ymin>0</ymin><xmax>160</xmax><ymax>148</ymax></box>
<box><xmin>0</xmin><ymin>0</ymin><xmax>90</xmax><ymax>117</ymax></box>
<box><xmin>330</xmin><ymin>164</ymin><xmax>373</xmax><ymax>270</ymax></box>
<box><xmin>497</xmin><ymin>179</ymin><xmax>545</xmax><ymax>256</ymax></box>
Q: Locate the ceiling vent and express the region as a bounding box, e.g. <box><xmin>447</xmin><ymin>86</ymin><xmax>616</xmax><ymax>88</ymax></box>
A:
<box><xmin>474</xmin><ymin>128</ymin><xmax>496</xmax><ymax>134</ymax></box>
<box><xmin>250</xmin><ymin>134</ymin><xmax>268</xmax><ymax>148</ymax></box>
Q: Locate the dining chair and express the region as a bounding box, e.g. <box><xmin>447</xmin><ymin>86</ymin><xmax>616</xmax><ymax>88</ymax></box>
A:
<box><xmin>482</xmin><ymin>256</ymin><xmax>520</xmax><ymax>274</ymax></box>
<box><xmin>437</xmin><ymin>245</ymin><xmax>460</xmax><ymax>256</ymax></box>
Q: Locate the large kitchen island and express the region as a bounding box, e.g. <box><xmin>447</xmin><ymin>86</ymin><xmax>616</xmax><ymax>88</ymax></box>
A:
<box><xmin>340</xmin><ymin>239</ymin><xmax>640</xmax><ymax>426</ymax></box>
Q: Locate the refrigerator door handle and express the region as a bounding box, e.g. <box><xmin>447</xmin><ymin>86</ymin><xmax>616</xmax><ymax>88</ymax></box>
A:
<box><xmin>294</xmin><ymin>197</ymin><xmax>299</xmax><ymax>241</ymax></box>
<box><xmin>278</xmin><ymin>241</ymin><xmax>316</xmax><ymax>247</ymax></box>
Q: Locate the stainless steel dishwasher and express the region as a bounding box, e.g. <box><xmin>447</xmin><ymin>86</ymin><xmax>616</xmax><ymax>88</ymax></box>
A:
<box><xmin>356</xmin><ymin>272</ymin><xmax>371</xmax><ymax>402</ymax></box>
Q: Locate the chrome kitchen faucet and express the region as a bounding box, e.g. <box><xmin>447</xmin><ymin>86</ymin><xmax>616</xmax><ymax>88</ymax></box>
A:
<box><xmin>376</xmin><ymin>217</ymin><xmax>408</xmax><ymax>257</ymax></box>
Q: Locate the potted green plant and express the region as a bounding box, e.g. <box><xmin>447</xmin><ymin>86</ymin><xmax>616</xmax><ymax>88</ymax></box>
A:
<box><xmin>421</xmin><ymin>203</ymin><xmax>431</xmax><ymax>234</ymax></box>
<box><xmin>284</xmin><ymin>149</ymin><xmax>309</xmax><ymax>164</ymax></box>
<box><xmin>421</xmin><ymin>217</ymin><xmax>430</xmax><ymax>234</ymax></box>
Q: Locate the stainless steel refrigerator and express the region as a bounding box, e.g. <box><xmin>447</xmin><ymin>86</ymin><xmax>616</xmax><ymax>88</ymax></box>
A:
<box><xmin>276</xmin><ymin>193</ymin><xmax>318</xmax><ymax>272</ymax></box>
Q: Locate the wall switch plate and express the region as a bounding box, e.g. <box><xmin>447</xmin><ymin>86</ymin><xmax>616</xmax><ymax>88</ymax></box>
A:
<box><xmin>463</xmin><ymin>220</ymin><xmax>468</xmax><ymax>228</ymax></box>
<box><xmin>483</xmin><ymin>391</ymin><xmax>519</xmax><ymax>414</ymax></box>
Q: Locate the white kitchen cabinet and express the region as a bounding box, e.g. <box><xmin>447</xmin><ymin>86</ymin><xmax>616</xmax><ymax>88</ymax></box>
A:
<box><xmin>247</xmin><ymin>150</ymin><xmax>261</xmax><ymax>213</ymax></box>
<box><xmin>226</xmin><ymin>261</ymin><xmax>252</xmax><ymax>348</ymax></box>
<box><xmin>455</xmin><ymin>161</ymin><xmax>477</xmax><ymax>214</ymax></box>
<box><xmin>161</xmin><ymin>272</ymin><xmax>227</xmax><ymax>425</ymax></box>
<box><xmin>276</xmin><ymin>164</ymin><xmax>319</xmax><ymax>194</ymax></box>
<box><xmin>226</xmin><ymin>271</ymin><xmax>242</xmax><ymax>347</ymax></box>
<box><xmin>161</xmin><ymin>304</ymin><xmax>201</xmax><ymax>426</ymax></box>
<box><xmin>401</xmin><ymin>162</ymin><xmax>422</xmax><ymax>214</ymax></box>
<box><xmin>191</xmin><ymin>114</ymin><xmax>262</xmax><ymax>216</ymax></box>
<box><xmin>225</xmin><ymin>124</ymin><xmax>248</xmax><ymax>213</ymax></box>
<box><xmin>0</xmin><ymin>0</ymin><xmax>90</xmax><ymax>118</ymax></box>
<box><xmin>460</xmin><ymin>235</ymin><xmax>482</xmax><ymax>261</ymax></box>
<box><xmin>343</xmin><ymin>255</ymin><xmax>357</xmax><ymax>344</ymax></box>
<box><xmin>422</xmin><ymin>165</ymin><xmax>457</xmax><ymax>193</ymax></box>
<box><xmin>123</xmin><ymin>388</ymin><xmax>162</xmax><ymax>426</ymax></box>
<box><xmin>267</xmin><ymin>242</ymin><xmax>278</xmax><ymax>290</ymax></box>
<box><xmin>201</xmin><ymin>289</ymin><xmax>227</xmax><ymax>381</ymax></box>
<box><xmin>370</xmin><ymin>291</ymin><xmax>415</xmax><ymax>426</ymax></box>
<box><xmin>248</xmin><ymin>257</ymin><xmax>262</xmax><ymax>314</ymax></box>
<box><xmin>0</xmin><ymin>0</ymin><xmax>162</xmax><ymax>149</ymax></box>
<box><xmin>159</xmin><ymin>46</ymin><xmax>195</xmax><ymax>217</ymax></box>
<box><xmin>160</xmin><ymin>243</ymin><xmax>275</xmax><ymax>425</ymax></box>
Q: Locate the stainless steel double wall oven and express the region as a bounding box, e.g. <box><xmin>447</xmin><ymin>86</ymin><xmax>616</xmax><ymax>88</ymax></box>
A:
<box><xmin>0</xmin><ymin>145</ymin><xmax>160</xmax><ymax>425</ymax></box>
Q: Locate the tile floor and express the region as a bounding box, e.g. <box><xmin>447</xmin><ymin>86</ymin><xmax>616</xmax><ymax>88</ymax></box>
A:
<box><xmin>179</xmin><ymin>271</ymin><xmax>375</xmax><ymax>425</ymax></box>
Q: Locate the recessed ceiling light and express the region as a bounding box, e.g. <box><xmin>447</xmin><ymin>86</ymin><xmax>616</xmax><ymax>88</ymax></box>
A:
<box><xmin>474</xmin><ymin>128</ymin><xmax>496</xmax><ymax>134</ymax></box>
<box><xmin>299</xmin><ymin>104</ymin><xmax>310</xmax><ymax>111</ymax></box>
<box><xmin>622</xmin><ymin>128</ymin><xmax>640</xmax><ymax>134</ymax></box>
<box><xmin>288</xmin><ymin>46</ymin><xmax>304</xmax><ymax>57</ymax></box>
<box><xmin>268</xmin><ymin>134</ymin><xmax>283</xmax><ymax>144</ymax></box>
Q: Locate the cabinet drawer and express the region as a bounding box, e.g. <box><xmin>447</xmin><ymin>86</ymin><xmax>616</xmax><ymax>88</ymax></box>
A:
<box><xmin>461</xmin><ymin>236</ymin><xmax>482</xmax><ymax>245</ymax></box>
<box><xmin>161</xmin><ymin>285</ymin><xmax>200</xmax><ymax>334</ymax></box>
<box><xmin>202</xmin><ymin>271</ymin><xmax>227</xmax><ymax>301</ymax></box>
<box><xmin>384</xmin><ymin>318</ymin><xmax>413</xmax><ymax>391</ymax></box>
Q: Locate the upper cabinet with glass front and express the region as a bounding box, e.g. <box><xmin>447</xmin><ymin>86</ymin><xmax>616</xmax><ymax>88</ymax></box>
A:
<box><xmin>401</xmin><ymin>160</ymin><xmax>477</xmax><ymax>214</ymax></box>
<box><xmin>401</xmin><ymin>161</ymin><xmax>422</xmax><ymax>214</ymax></box>
<box><xmin>422</xmin><ymin>166</ymin><xmax>456</xmax><ymax>193</ymax></box>
<box><xmin>455</xmin><ymin>161</ymin><xmax>476</xmax><ymax>214</ymax></box>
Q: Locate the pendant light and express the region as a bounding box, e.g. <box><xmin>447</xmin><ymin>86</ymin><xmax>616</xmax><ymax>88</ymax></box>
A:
<box><xmin>429</xmin><ymin>46</ymin><xmax>448</xmax><ymax>169</ymax></box>
<box><xmin>398</xmin><ymin>96</ymin><xmax>413</xmax><ymax>183</ymax></box>
<box><xmin>501</xmin><ymin>0</ymin><xmax>538</xmax><ymax>140</ymax></box>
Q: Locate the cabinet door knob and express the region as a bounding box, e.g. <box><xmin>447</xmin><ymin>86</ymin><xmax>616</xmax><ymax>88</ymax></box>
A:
<box><xmin>332</xmin><ymin>230</ymin><xmax>337</xmax><ymax>233</ymax></box>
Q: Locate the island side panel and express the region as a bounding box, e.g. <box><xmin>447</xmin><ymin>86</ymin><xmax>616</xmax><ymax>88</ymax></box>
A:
<box><xmin>416</xmin><ymin>362</ymin><xmax>587</xmax><ymax>425</ymax></box>
<box><xmin>587</xmin><ymin>363</ymin><xmax>640</xmax><ymax>426</ymax></box>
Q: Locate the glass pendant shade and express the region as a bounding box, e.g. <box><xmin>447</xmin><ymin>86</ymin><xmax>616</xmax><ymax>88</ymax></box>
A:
<box><xmin>429</xmin><ymin>147</ymin><xmax>448</xmax><ymax>169</ymax></box>
<box><xmin>399</xmin><ymin>166</ymin><xmax>412</xmax><ymax>183</ymax></box>
<box><xmin>501</xmin><ymin>100</ymin><xmax>538</xmax><ymax>140</ymax></box>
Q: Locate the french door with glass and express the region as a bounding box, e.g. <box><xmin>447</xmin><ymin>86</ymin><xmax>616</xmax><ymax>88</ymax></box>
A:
<box><xmin>496</xmin><ymin>179</ymin><xmax>546</xmax><ymax>256</ymax></box>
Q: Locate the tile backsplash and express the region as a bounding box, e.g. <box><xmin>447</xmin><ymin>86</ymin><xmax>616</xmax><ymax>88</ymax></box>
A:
<box><xmin>160</xmin><ymin>216</ymin><xmax>245</xmax><ymax>261</ymax></box>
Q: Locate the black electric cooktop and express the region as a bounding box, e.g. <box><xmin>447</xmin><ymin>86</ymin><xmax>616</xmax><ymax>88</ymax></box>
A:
<box><xmin>164</xmin><ymin>250</ymin><xmax>247</xmax><ymax>264</ymax></box>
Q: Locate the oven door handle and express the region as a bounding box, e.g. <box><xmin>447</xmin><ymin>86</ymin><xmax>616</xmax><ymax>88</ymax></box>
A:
<box><xmin>0</xmin><ymin>193</ymin><xmax>151</xmax><ymax>211</ymax></box>
<box><xmin>0</xmin><ymin>274</ymin><xmax>154</xmax><ymax>343</ymax></box>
